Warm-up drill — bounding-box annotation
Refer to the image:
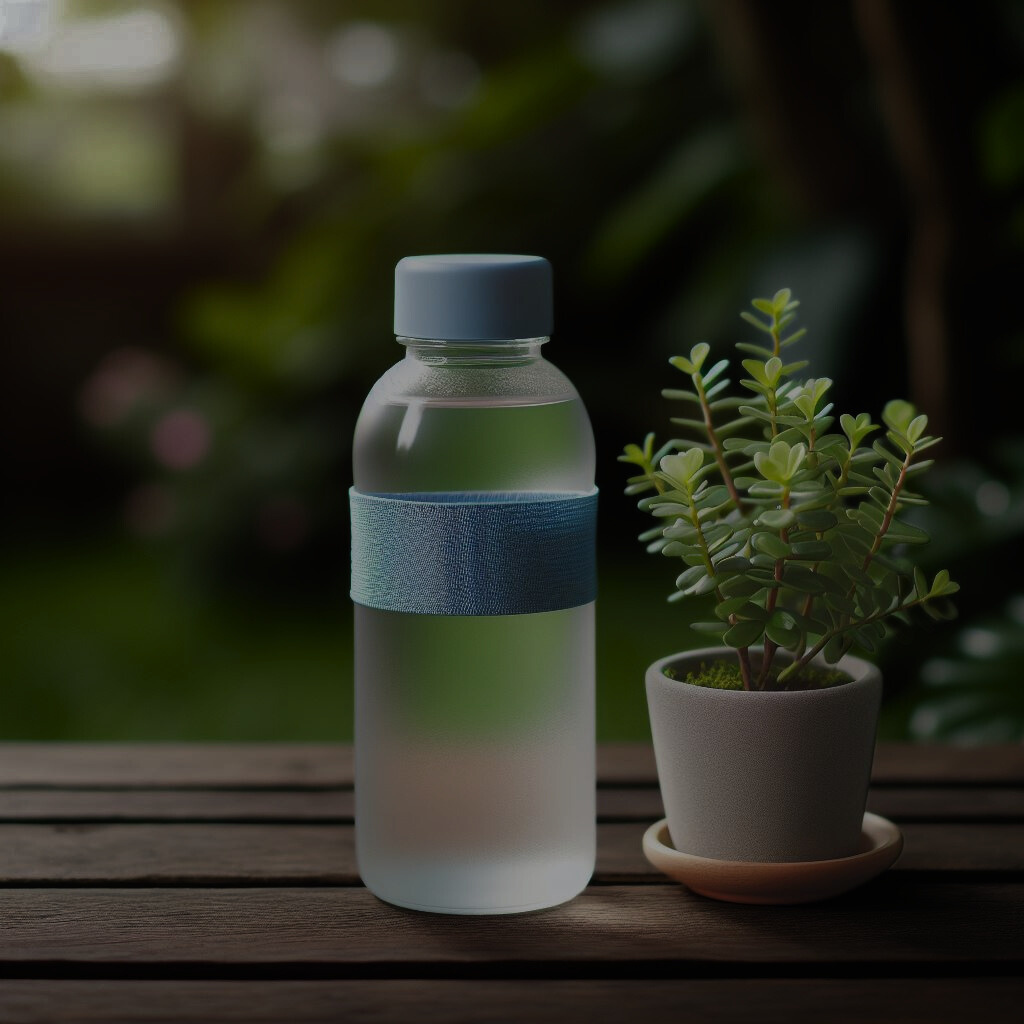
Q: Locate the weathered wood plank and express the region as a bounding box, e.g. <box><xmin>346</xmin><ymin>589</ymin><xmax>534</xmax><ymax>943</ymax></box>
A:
<box><xmin>0</xmin><ymin>884</ymin><xmax>1020</xmax><ymax>966</ymax></box>
<box><xmin>0</xmin><ymin>745</ymin><xmax>352</xmax><ymax>788</ymax></box>
<box><xmin>867</xmin><ymin>788</ymin><xmax>1024</xmax><ymax>822</ymax></box>
<box><xmin>0</xmin><ymin>821</ymin><xmax>1021</xmax><ymax>885</ymax></box>
<box><xmin>871</xmin><ymin>744</ymin><xmax>1024</xmax><ymax>784</ymax></box>
<box><xmin>599</xmin><ymin>742</ymin><xmax>1024</xmax><ymax>786</ymax></box>
<box><xmin>596</xmin><ymin>743</ymin><xmax>657</xmax><ymax>784</ymax></box>
<box><xmin>0</xmin><ymin>979</ymin><xmax>1021</xmax><ymax>1024</ymax></box>
<box><xmin>0</xmin><ymin>825</ymin><xmax>357</xmax><ymax>885</ymax></box>
<box><xmin>2</xmin><ymin>785</ymin><xmax>1022</xmax><ymax>825</ymax></box>
<box><xmin>896</xmin><ymin>823</ymin><xmax>1024</xmax><ymax>872</ymax></box>
<box><xmin>1</xmin><ymin>743</ymin><xmax>1022</xmax><ymax>789</ymax></box>
<box><xmin>599</xmin><ymin>786</ymin><xmax>1024</xmax><ymax>823</ymax></box>
<box><xmin>0</xmin><ymin>745</ymin><xmax>640</xmax><ymax>789</ymax></box>
<box><xmin>0</xmin><ymin>790</ymin><xmax>353</xmax><ymax>823</ymax></box>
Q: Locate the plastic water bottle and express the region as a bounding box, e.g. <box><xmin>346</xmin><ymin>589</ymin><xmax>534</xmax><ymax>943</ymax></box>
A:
<box><xmin>351</xmin><ymin>254</ymin><xmax>596</xmax><ymax>914</ymax></box>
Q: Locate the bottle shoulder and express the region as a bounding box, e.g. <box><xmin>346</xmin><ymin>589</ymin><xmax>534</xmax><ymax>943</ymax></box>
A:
<box><xmin>365</xmin><ymin>353</ymin><xmax>581</xmax><ymax>407</ymax></box>
<box><xmin>352</xmin><ymin>354</ymin><xmax>594</xmax><ymax>493</ymax></box>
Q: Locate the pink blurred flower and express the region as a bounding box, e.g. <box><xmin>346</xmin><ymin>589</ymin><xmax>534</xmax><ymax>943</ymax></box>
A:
<box><xmin>150</xmin><ymin>409</ymin><xmax>211</xmax><ymax>469</ymax></box>
<box><xmin>79</xmin><ymin>347</ymin><xmax>178</xmax><ymax>427</ymax></box>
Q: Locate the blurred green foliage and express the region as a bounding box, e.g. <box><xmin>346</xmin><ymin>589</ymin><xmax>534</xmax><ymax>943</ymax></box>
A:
<box><xmin>3</xmin><ymin>0</ymin><xmax>1024</xmax><ymax>739</ymax></box>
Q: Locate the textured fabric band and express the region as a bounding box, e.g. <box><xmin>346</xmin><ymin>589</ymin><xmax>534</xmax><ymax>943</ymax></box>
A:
<box><xmin>350</xmin><ymin>488</ymin><xmax>597</xmax><ymax>616</ymax></box>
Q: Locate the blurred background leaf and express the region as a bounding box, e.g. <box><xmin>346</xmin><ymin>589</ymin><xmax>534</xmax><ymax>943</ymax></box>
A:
<box><xmin>2</xmin><ymin>0</ymin><xmax>1023</xmax><ymax>741</ymax></box>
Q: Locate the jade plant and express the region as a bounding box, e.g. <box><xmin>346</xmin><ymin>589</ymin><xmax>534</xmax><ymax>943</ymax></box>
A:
<box><xmin>620</xmin><ymin>289</ymin><xmax>959</xmax><ymax>691</ymax></box>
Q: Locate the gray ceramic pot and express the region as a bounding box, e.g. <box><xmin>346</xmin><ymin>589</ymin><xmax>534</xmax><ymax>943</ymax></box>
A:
<box><xmin>646</xmin><ymin>647</ymin><xmax>882</xmax><ymax>863</ymax></box>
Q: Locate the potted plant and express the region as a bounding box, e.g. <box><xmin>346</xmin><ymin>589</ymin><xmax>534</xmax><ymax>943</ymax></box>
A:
<box><xmin>620</xmin><ymin>289</ymin><xmax>958</xmax><ymax>890</ymax></box>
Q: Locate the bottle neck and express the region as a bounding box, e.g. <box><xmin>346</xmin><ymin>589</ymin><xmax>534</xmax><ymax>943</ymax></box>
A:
<box><xmin>398</xmin><ymin>337</ymin><xmax>547</xmax><ymax>367</ymax></box>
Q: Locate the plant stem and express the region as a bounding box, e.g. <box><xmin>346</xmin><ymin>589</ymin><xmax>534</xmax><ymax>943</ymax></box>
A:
<box><xmin>686</xmin><ymin>486</ymin><xmax>752</xmax><ymax>691</ymax></box>
<box><xmin>694</xmin><ymin>374</ymin><xmax>744</xmax><ymax>510</ymax></box>
<box><xmin>862</xmin><ymin>450</ymin><xmax>913</xmax><ymax>572</ymax></box>
<box><xmin>795</xmin><ymin>589</ymin><xmax>816</xmax><ymax>661</ymax></box>
<box><xmin>755</xmin><ymin>486</ymin><xmax>791</xmax><ymax>689</ymax></box>
<box><xmin>833</xmin><ymin>447</ymin><xmax>915</xmax><ymax>642</ymax></box>
<box><xmin>765</xmin><ymin>315</ymin><xmax>783</xmax><ymax>439</ymax></box>
<box><xmin>645</xmin><ymin>460</ymin><xmax>667</xmax><ymax>495</ymax></box>
<box><xmin>836</xmin><ymin>444</ymin><xmax>855</xmax><ymax>492</ymax></box>
<box><xmin>737</xmin><ymin>647</ymin><xmax>753</xmax><ymax>691</ymax></box>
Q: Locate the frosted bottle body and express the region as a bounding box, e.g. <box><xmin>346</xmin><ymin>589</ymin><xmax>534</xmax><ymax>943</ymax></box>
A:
<box><xmin>352</xmin><ymin>338</ymin><xmax>596</xmax><ymax>913</ymax></box>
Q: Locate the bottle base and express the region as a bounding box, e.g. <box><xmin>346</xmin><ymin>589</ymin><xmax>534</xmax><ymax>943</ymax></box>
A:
<box><xmin>359</xmin><ymin>855</ymin><xmax>593</xmax><ymax>916</ymax></box>
<box><xmin>364</xmin><ymin>888</ymin><xmax>587</xmax><ymax>916</ymax></box>
<box><xmin>364</xmin><ymin>888</ymin><xmax>589</xmax><ymax>913</ymax></box>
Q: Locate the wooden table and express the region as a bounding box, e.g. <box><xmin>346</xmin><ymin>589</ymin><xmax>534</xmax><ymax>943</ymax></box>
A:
<box><xmin>0</xmin><ymin>743</ymin><xmax>1022</xmax><ymax>1022</ymax></box>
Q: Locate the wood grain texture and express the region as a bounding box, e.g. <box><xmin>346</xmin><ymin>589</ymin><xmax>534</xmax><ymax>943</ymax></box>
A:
<box><xmin>599</xmin><ymin>785</ymin><xmax>1024</xmax><ymax>822</ymax></box>
<box><xmin>871</xmin><ymin>743</ymin><xmax>1024</xmax><ymax>784</ymax></box>
<box><xmin>0</xmin><ymin>789</ymin><xmax>353</xmax><ymax>823</ymax></box>
<box><xmin>595</xmin><ymin>741</ymin><xmax>1024</xmax><ymax>785</ymax></box>
<box><xmin>0</xmin><ymin>979</ymin><xmax>1021</xmax><ymax>1024</ymax></box>
<box><xmin>0</xmin><ymin>821</ymin><xmax>1021</xmax><ymax>886</ymax></box>
<box><xmin>0</xmin><ymin>824</ymin><xmax>359</xmax><ymax>885</ymax></box>
<box><xmin>2</xmin><ymin>784</ymin><xmax>1023</xmax><ymax>825</ymax></box>
<box><xmin>0</xmin><ymin>745</ymin><xmax>352</xmax><ymax>788</ymax></box>
<box><xmin>0</xmin><ymin>884</ymin><xmax>1020</xmax><ymax>967</ymax></box>
<box><xmin>0</xmin><ymin>743</ymin><xmax>1020</xmax><ymax>1021</ymax></box>
<box><xmin>866</xmin><ymin>787</ymin><xmax>1024</xmax><ymax>822</ymax></box>
<box><xmin>2</xmin><ymin>743</ymin><xmax>1022</xmax><ymax>787</ymax></box>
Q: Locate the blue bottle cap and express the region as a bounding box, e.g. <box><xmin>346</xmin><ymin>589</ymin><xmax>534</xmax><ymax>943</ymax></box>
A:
<box><xmin>394</xmin><ymin>254</ymin><xmax>553</xmax><ymax>341</ymax></box>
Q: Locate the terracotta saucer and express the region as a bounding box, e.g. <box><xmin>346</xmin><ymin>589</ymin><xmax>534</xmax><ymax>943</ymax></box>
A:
<box><xmin>642</xmin><ymin>812</ymin><xmax>903</xmax><ymax>905</ymax></box>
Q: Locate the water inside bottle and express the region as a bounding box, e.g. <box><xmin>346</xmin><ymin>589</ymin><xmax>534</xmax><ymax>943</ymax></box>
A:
<box><xmin>354</xmin><ymin>394</ymin><xmax>596</xmax><ymax>913</ymax></box>
<box><xmin>353</xmin><ymin>395</ymin><xmax>594</xmax><ymax>493</ymax></box>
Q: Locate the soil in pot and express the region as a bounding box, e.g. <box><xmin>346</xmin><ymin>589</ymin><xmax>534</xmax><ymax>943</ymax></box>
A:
<box><xmin>664</xmin><ymin>657</ymin><xmax>851</xmax><ymax>692</ymax></box>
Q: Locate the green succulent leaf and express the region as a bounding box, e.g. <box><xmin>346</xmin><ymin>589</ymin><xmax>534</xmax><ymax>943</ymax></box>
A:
<box><xmin>754</xmin><ymin>439</ymin><xmax>806</xmax><ymax>483</ymax></box>
<box><xmin>752</xmin><ymin>532</ymin><xmax>791</xmax><ymax>559</ymax></box>
<box><xmin>691</xmin><ymin>621</ymin><xmax>729</xmax><ymax>636</ymax></box>
<box><xmin>782</xmin><ymin>564</ymin><xmax>830</xmax><ymax>594</ymax></box>
<box><xmin>840</xmin><ymin>412</ymin><xmax>877</xmax><ymax>448</ymax></box>
<box><xmin>689</xmin><ymin>342</ymin><xmax>711</xmax><ymax>371</ymax></box>
<box><xmin>790</xmin><ymin>540</ymin><xmax>832</xmax><ymax>560</ymax></box>
<box><xmin>660</xmin><ymin>449</ymin><xmax>704</xmax><ymax>488</ymax></box>
<box><xmin>790</xmin><ymin>377</ymin><xmax>832</xmax><ymax>420</ymax></box>
<box><xmin>701</xmin><ymin>359</ymin><xmax>730</xmax><ymax>386</ymax></box>
<box><xmin>714</xmin><ymin>555</ymin><xmax>751</xmax><ymax>573</ymax></box>
<box><xmin>906</xmin><ymin>413</ymin><xmax>928</xmax><ymax>444</ymax></box>
<box><xmin>715</xmin><ymin>596</ymin><xmax>761</xmax><ymax>619</ymax></box>
<box><xmin>765</xmin><ymin>610</ymin><xmax>800</xmax><ymax>647</ymax></box>
<box><xmin>724</xmin><ymin>618</ymin><xmax>765</xmax><ymax>648</ymax></box>
<box><xmin>930</xmin><ymin>569</ymin><xmax>960</xmax><ymax>597</ymax></box>
<box><xmin>823</xmin><ymin>634</ymin><xmax>847</xmax><ymax>663</ymax></box>
<box><xmin>882</xmin><ymin>399</ymin><xmax>917</xmax><ymax>434</ymax></box>
<box><xmin>795</xmin><ymin>509</ymin><xmax>838</xmax><ymax>531</ymax></box>
<box><xmin>884</xmin><ymin>519</ymin><xmax>930</xmax><ymax>544</ymax></box>
<box><xmin>757</xmin><ymin>508</ymin><xmax>797</xmax><ymax>529</ymax></box>
<box><xmin>741</xmin><ymin>309</ymin><xmax>770</xmax><ymax>333</ymax></box>
<box><xmin>741</xmin><ymin>358</ymin><xmax>771</xmax><ymax>386</ymax></box>
<box><xmin>676</xmin><ymin>565</ymin><xmax>707</xmax><ymax>590</ymax></box>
